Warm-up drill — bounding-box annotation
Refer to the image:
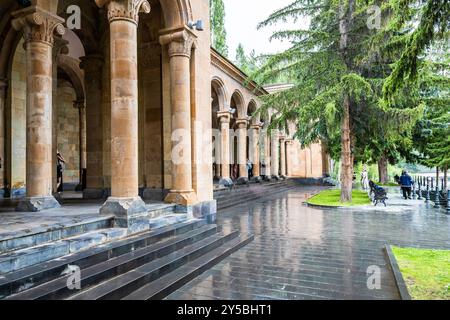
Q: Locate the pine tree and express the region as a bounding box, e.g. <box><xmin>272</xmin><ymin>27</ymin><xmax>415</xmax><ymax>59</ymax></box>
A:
<box><xmin>210</xmin><ymin>0</ymin><xmax>229</xmax><ymax>57</ymax></box>
<box><xmin>383</xmin><ymin>0</ymin><xmax>449</xmax><ymax>102</ymax></box>
<box><xmin>253</xmin><ymin>0</ymin><xmax>425</xmax><ymax>202</ymax></box>
<box><xmin>413</xmin><ymin>42</ymin><xmax>450</xmax><ymax>188</ymax></box>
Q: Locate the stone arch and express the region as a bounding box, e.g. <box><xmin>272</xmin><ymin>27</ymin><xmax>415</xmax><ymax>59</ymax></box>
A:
<box><xmin>159</xmin><ymin>0</ymin><xmax>193</xmax><ymax>28</ymax></box>
<box><xmin>211</xmin><ymin>76</ymin><xmax>228</xmax><ymax>112</ymax></box>
<box><xmin>230</xmin><ymin>90</ymin><xmax>245</xmax><ymax>119</ymax></box>
<box><xmin>57</xmin><ymin>55</ymin><xmax>85</xmax><ymax>103</ymax></box>
<box><xmin>247</xmin><ymin>99</ymin><xmax>259</xmax><ymax>125</ymax></box>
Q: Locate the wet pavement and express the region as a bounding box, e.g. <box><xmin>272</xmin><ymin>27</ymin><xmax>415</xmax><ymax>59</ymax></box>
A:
<box><xmin>167</xmin><ymin>186</ymin><xmax>450</xmax><ymax>300</ymax></box>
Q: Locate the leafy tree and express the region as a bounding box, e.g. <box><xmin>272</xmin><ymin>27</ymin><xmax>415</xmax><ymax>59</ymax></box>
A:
<box><xmin>253</xmin><ymin>0</ymin><xmax>425</xmax><ymax>201</ymax></box>
<box><xmin>210</xmin><ymin>0</ymin><xmax>229</xmax><ymax>56</ymax></box>
<box><xmin>383</xmin><ymin>0</ymin><xmax>449</xmax><ymax>102</ymax></box>
<box><xmin>412</xmin><ymin>42</ymin><xmax>450</xmax><ymax>188</ymax></box>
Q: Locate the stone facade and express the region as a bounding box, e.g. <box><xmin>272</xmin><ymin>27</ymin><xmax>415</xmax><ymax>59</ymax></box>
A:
<box><xmin>0</xmin><ymin>0</ymin><xmax>327</xmax><ymax>217</ymax></box>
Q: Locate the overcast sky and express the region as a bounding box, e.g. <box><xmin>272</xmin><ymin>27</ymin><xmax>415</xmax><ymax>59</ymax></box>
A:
<box><xmin>224</xmin><ymin>0</ymin><xmax>309</xmax><ymax>59</ymax></box>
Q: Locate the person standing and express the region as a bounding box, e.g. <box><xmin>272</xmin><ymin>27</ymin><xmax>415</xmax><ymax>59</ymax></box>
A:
<box><xmin>246</xmin><ymin>158</ymin><xmax>253</xmax><ymax>179</ymax></box>
<box><xmin>56</xmin><ymin>151</ymin><xmax>66</xmax><ymax>193</ymax></box>
<box><xmin>399</xmin><ymin>170</ymin><xmax>414</xmax><ymax>200</ymax></box>
<box><xmin>361</xmin><ymin>166</ymin><xmax>369</xmax><ymax>190</ymax></box>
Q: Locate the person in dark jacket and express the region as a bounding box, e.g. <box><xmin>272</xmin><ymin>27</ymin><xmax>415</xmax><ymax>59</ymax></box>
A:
<box><xmin>399</xmin><ymin>170</ymin><xmax>414</xmax><ymax>200</ymax></box>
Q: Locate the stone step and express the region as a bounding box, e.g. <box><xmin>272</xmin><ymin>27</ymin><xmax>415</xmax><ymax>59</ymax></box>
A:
<box><xmin>215</xmin><ymin>184</ymin><xmax>292</xmax><ymax>202</ymax></box>
<box><xmin>0</xmin><ymin>216</ymin><xmax>114</xmax><ymax>255</ymax></box>
<box><xmin>0</xmin><ymin>228</ymin><xmax>128</xmax><ymax>275</ymax></box>
<box><xmin>0</xmin><ymin>219</ymin><xmax>206</xmax><ymax>298</ymax></box>
<box><xmin>123</xmin><ymin>234</ymin><xmax>254</xmax><ymax>300</ymax></box>
<box><xmin>67</xmin><ymin>230</ymin><xmax>240</xmax><ymax>300</ymax></box>
<box><xmin>213</xmin><ymin>181</ymin><xmax>289</xmax><ymax>197</ymax></box>
<box><xmin>216</xmin><ymin>185</ymin><xmax>296</xmax><ymax>210</ymax></box>
<box><xmin>4</xmin><ymin>224</ymin><xmax>219</xmax><ymax>300</ymax></box>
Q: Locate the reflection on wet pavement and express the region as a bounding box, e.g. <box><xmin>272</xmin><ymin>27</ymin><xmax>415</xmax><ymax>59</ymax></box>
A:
<box><xmin>168</xmin><ymin>186</ymin><xmax>450</xmax><ymax>300</ymax></box>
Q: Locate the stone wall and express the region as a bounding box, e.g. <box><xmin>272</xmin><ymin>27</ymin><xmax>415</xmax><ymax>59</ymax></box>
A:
<box><xmin>56</xmin><ymin>80</ymin><xmax>79</xmax><ymax>184</ymax></box>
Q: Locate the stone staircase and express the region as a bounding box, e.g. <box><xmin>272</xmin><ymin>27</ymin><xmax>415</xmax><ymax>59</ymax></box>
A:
<box><xmin>214</xmin><ymin>179</ymin><xmax>297</xmax><ymax>210</ymax></box>
<box><xmin>0</xmin><ymin>219</ymin><xmax>253</xmax><ymax>300</ymax></box>
<box><xmin>0</xmin><ymin>204</ymin><xmax>181</xmax><ymax>275</ymax></box>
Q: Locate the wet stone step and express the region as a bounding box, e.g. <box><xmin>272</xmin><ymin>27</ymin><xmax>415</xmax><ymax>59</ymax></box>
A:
<box><xmin>123</xmin><ymin>234</ymin><xmax>254</xmax><ymax>300</ymax></box>
<box><xmin>4</xmin><ymin>224</ymin><xmax>219</xmax><ymax>300</ymax></box>
<box><xmin>0</xmin><ymin>228</ymin><xmax>127</xmax><ymax>275</ymax></box>
<box><xmin>67</xmin><ymin>231</ymin><xmax>240</xmax><ymax>300</ymax></box>
<box><xmin>0</xmin><ymin>219</ymin><xmax>206</xmax><ymax>298</ymax></box>
<box><xmin>0</xmin><ymin>217</ymin><xmax>114</xmax><ymax>255</ymax></box>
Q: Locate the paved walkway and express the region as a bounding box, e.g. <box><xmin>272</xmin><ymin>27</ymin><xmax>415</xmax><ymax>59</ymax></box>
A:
<box><xmin>167</xmin><ymin>187</ymin><xmax>450</xmax><ymax>300</ymax></box>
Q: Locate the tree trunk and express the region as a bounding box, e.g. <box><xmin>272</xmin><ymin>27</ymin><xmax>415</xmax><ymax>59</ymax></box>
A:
<box><xmin>436</xmin><ymin>167</ymin><xmax>440</xmax><ymax>186</ymax></box>
<box><xmin>340</xmin><ymin>95</ymin><xmax>353</xmax><ymax>202</ymax></box>
<box><xmin>378</xmin><ymin>153</ymin><xmax>388</xmax><ymax>184</ymax></box>
<box><xmin>444</xmin><ymin>166</ymin><xmax>448</xmax><ymax>190</ymax></box>
<box><xmin>339</xmin><ymin>0</ymin><xmax>355</xmax><ymax>202</ymax></box>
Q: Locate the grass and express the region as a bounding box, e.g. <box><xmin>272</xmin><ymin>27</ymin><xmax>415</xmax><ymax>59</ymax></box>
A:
<box><xmin>378</xmin><ymin>182</ymin><xmax>399</xmax><ymax>187</ymax></box>
<box><xmin>392</xmin><ymin>246</ymin><xmax>450</xmax><ymax>300</ymax></box>
<box><xmin>306</xmin><ymin>189</ymin><xmax>371</xmax><ymax>207</ymax></box>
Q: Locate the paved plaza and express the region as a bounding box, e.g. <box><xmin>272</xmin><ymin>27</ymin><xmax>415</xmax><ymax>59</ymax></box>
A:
<box><xmin>168</xmin><ymin>187</ymin><xmax>450</xmax><ymax>300</ymax></box>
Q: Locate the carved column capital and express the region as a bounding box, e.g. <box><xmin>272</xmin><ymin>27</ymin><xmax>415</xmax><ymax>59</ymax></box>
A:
<box><xmin>235</xmin><ymin>119</ymin><xmax>249</xmax><ymax>129</ymax></box>
<box><xmin>160</xmin><ymin>28</ymin><xmax>197</xmax><ymax>58</ymax></box>
<box><xmin>12</xmin><ymin>6</ymin><xmax>65</xmax><ymax>46</ymax></box>
<box><xmin>217</xmin><ymin>111</ymin><xmax>232</xmax><ymax>124</ymax></box>
<box><xmin>250</xmin><ymin>123</ymin><xmax>262</xmax><ymax>131</ymax></box>
<box><xmin>96</xmin><ymin>0</ymin><xmax>151</xmax><ymax>25</ymax></box>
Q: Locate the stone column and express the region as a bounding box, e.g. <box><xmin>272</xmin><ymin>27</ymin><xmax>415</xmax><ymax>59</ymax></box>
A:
<box><xmin>80</xmin><ymin>55</ymin><xmax>105</xmax><ymax>198</ymax></box>
<box><xmin>285</xmin><ymin>139</ymin><xmax>294</xmax><ymax>177</ymax></box>
<box><xmin>74</xmin><ymin>100</ymin><xmax>87</xmax><ymax>190</ymax></box>
<box><xmin>263</xmin><ymin>129</ymin><xmax>271</xmax><ymax>180</ymax></box>
<box><xmin>236</xmin><ymin>119</ymin><xmax>248</xmax><ymax>184</ymax></box>
<box><xmin>96</xmin><ymin>0</ymin><xmax>151</xmax><ymax>219</ymax></box>
<box><xmin>0</xmin><ymin>79</ymin><xmax>6</xmax><ymax>198</ymax></box>
<box><xmin>280</xmin><ymin>136</ymin><xmax>286</xmax><ymax>177</ymax></box>
<box><xmin>217</xmin><ymin>111</ymin><xmax>233</xmax><ymax>187</ymax></box>
<box><xmin>160</xmin><ymin>28</ymin><xmax>198</xmax><ymax>205</ymax></box>
<box><xmin>250</xmin><ymin>124</ymin><xmax>262</xmax><ymax>182</ymax></box>
<box><xmin>12</xmin><ymin>7</ymin><xmax>65</xmax><ymax>211</ymax></box>
<box><xmin>271</xmin><ymin>130</ymin><xmax>280</xmax><ymax>180</ymax></box>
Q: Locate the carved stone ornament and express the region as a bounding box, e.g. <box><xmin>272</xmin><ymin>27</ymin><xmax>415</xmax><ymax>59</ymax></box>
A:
<box><xmin>160</xmin><ymin>28</ymin><xmax>197</xmax><ymax>58</ymax></box>
<box><xmin>12</xmin><ymin>6</ymin><xmax>66</xmax><ymax>46</ymax></box>
<box><xmin>96</xmin><ymin>0</ymin><xmax>151</xmax><ymax>24</ymax></box>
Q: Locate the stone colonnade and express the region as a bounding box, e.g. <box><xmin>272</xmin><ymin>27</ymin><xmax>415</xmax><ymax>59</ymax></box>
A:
<box><xmin>6</xmin><ymin>1</ymin><xmax>205</xmax><ymax>221</ymax></box>
<box><xmin>214</xmin><ymin>121</ymin><xmax>292</xmax><ymax>184</ymax></box>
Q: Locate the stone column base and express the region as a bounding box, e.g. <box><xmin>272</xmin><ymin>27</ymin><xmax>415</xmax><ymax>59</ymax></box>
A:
<box><xmin>175</xmin><ymin>200</ymin><xmax>217</xmax><ymax>224</ymax></box>
<box><xmin>272</xmin><ymin>175</ymin><xmax>281</xmax><ymax>181</ymax></box>
<box><xmin>83</xmin><ymin>188</ymin><xmax>106</xmax><ymax>199</ymax></box>
<box><xmin>165</xmin><ymin>190</ymin><xmax>198</xmax><ymax>206</ymax></box>
<box><xmin>219</xmin><ymin>178</ymin><xmax>234</xmax><ymax>188</ymax></box>
<box><xmin>16</xmin><ymin>196</ymin><xmax>61</xmax><ymax>212</ymax></box>
<box><xmin>100</xmin><ymin>197</ymin><xmax>147</xmax><ymax>229</ymax></box>
<box><xmin>263</xmin><ymin>176</ymin><xmax>272</xmax><ymax>182</ymax></box>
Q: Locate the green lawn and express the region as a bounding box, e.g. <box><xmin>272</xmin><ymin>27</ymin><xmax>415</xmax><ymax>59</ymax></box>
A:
<box><xmin>392</xmin><ymin>246</ymin><xmax>450</xmax><ymax>300</ymax></box>
<box><xmin>378</xmin><ymin>182</ymin><xmax>399</xmax><ymax>187</ymax></box>
<box><xmin>306</xmin><ymin>189</ymin><xmax>371</xmax><ymax>207</ymax></box>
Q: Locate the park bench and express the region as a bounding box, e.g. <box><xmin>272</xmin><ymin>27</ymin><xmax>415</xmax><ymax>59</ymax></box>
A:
<box><xmin>369</xmin><ymin>181</ymin><xmax>388</xmax><ymax>207</ymax></box>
